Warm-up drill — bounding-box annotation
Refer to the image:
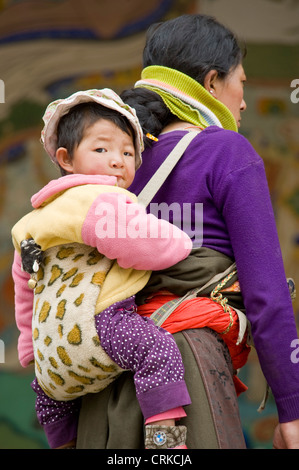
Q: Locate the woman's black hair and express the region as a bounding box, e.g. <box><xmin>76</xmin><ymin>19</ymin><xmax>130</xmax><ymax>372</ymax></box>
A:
<box><xmin>56</xmin><ymin>102</ymin><xmax>135</xmax><ymax>175</ymax></box>
<box><xmin>121</xmin><ymin>87</ymin><xmax>174</xmax><ymax>148</ymax></box>
<box><xmin>143</xmin><ymin>14</ymin><xmax>245</xmax><ymax>85</ymax></box>
<box><xmin>121</xmin><ymin>14</ymin><xmax>245</xmax><ymax>147</ymax></box>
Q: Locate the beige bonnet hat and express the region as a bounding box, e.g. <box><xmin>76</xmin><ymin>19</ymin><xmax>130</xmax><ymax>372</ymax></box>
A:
<box><xmin>41</xmin><ymin>88</ymin><xmax>144</xmax><ymax>169</ymax></box>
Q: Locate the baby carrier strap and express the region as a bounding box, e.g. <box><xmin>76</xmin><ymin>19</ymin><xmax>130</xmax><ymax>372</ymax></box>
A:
<box><xmin>137</xmin><ymin>130</ymin><xmax>198</xmax><ymax>208</ymax></box>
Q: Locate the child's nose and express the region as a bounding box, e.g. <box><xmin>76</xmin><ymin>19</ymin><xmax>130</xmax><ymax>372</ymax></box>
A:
<box><xmin>110</xmin><ymin>153</ymin><xmax>124</xmax><ymax>168</ymax></box>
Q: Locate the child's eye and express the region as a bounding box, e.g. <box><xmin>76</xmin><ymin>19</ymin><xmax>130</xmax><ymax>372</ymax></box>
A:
<box><xmin>124</xmin><ymin>151</ymin><xmax>134</xmax><ymax>157</ymax></box>
<box><xmin>95</xmin><ymin>148</ymin><xmax>106</xmax><ymax>153</ymax></box>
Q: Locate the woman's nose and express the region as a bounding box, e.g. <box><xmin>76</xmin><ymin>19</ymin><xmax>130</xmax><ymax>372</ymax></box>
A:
<box><xmin>241</xmin><ymin>98</ymin><xmax>247</xmax><ymax>112</ymax></box>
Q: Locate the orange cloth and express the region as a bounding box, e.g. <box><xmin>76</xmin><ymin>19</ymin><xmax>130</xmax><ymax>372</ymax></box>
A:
<box><xmin>138</xmin><ymin>292</ymin><xmax>250</xmax><ymax>395</ymax></box>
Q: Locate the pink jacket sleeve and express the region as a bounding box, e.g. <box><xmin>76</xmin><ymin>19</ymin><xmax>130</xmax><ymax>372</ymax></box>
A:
<box><xmin>12</xmin><ymin>251</ymin><xmax>34</xmax><ymax>367</ymax></box>
<box><xmin>82</xmin><ymin>192</ymin><xmax>192</xmax><ymax>270</ymax></box>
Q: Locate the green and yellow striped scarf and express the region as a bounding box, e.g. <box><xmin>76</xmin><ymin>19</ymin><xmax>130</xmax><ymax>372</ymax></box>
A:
<box><xmin>135</xmin><ymin>65</ymin><xmax>238</xmax><ymax>132</ymax></box>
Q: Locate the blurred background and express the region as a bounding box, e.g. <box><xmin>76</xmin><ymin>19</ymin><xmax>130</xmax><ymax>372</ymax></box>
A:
<box><xmin>0</xmin><ymin>0</ymin><xmax>298</xmax><ymax>449</ymax></box>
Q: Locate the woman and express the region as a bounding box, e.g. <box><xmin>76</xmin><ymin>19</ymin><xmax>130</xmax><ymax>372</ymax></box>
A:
<box><xmin>77</xmin><ymin>14</ymin><xmax>299</xmax><ymax>449</ymax></box>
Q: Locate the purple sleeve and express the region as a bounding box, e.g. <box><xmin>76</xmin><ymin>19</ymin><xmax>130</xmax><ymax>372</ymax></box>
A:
<box><xmin>31</xmin><ymin>378</ymin><xmax>79</xmax><ymax>448</ymax></box>
<box><xmin>216</xmin><ymin>138</ymin><xmax>299</xmax><ymax>422</ymax></box>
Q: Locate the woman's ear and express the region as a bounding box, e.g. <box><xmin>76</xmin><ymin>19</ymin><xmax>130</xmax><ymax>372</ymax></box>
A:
<box><xmin>203</xmin><ymin>69</ymin><xmax>219</xmax><ymax>97</ymax></box>
<box><xmin>56</xmin><ymin>147</ymin><xmax>74</xmax><ymax>174</ymax></box>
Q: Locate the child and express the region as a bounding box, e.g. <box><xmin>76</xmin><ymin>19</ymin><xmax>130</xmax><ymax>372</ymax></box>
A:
<box><xmin>11</xmin><ymin>89</ymin><xmax>193</xmax><ymax>449</ymax></box>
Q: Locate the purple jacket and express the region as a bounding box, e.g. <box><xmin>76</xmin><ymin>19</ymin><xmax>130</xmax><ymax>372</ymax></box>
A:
<box><xmin>129</xmin><ymin>126</ymin><xmax>299</xmax><ymax>423</ymax></box>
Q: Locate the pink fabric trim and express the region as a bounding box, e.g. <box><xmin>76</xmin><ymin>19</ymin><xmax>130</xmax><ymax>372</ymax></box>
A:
<box><xmin>31</xmin><ymin>174</ymin><xmax>117</xmax><ymax>208</ymax></box>
<box><xmin>145</xmin><ymin>406</ymin><xmax>187</xmax><ymax>424</ymax></box>
<box><xmin>12</xmin><ymin>251</ymin><xmax>34</xmax><ymax>367</ymax></box>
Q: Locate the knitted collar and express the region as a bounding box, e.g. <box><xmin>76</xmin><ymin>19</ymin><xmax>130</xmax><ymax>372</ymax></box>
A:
<box><xmin>135</xmin><ymin>66</ymin><xmax>238</xmax><ymax>132</ymax></box>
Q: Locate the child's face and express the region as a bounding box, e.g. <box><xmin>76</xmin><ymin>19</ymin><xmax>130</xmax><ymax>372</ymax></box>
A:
<box><xmin>57</xmin><ymin>118</ymin><xmax>136</xmax><ymax>189</ymax></box>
